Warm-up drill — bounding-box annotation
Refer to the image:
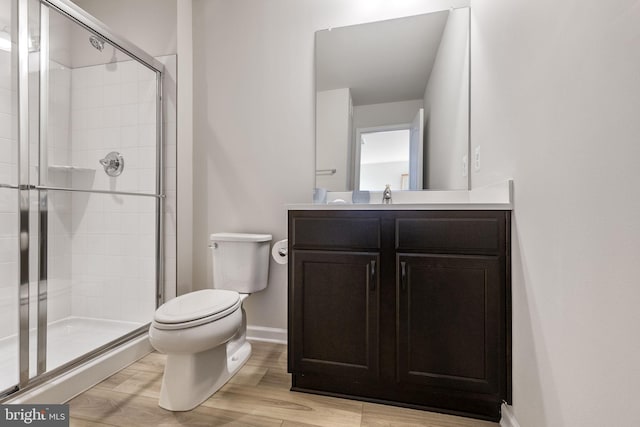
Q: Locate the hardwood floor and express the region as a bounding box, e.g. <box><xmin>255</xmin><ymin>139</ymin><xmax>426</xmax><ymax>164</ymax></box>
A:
<box><xmin>68</xmin><ymin>342</ymin><xmax>499</xmax><ymax>427</ymax></box>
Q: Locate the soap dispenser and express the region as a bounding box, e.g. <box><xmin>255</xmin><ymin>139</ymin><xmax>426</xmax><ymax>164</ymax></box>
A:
<box><xmin>382</xmin><ymin>184</ymin><xmax>392</xmax><ymax>204</ymax></box>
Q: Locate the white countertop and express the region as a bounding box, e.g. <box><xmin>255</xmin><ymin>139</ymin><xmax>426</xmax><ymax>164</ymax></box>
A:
<box><xmin>288</xmin><ymin>180</ymin><xmax>513</xmax><ymax>211</ymax></box>
<box><xmin>287</xmin><ymin>202</ymin><xmax>511</xmax><ymax>211</ymax></box>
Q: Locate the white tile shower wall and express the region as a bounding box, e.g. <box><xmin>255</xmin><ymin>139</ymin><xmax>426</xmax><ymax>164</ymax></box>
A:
<box><xmin>69</xmin><ymin>55</ymin><xmax>177</xmax><ymax>323</ymax></box>
<box><xmin>24</xmin><ymin>60</ymin><xmax>75</xmax><ymax>332</ymax></box>
<box><xmin>159</xmin><ymin>55</ymin><xmax>177</xmax><ymax>302</ymax></box>
<box><xmin>0</xmin><ymin>189</ymin><xmax>18</xmax><ymax>340</ymax></box>
<box><xmin>0</xmin><ymin>49</ymin><xmax>18</xmax><ymax>340</ymax></box>
<box><xmin>70</xmin><ymin>193</ymin><xmax>156</xmax><ymax>323</ymax></box>
<box><xmin>0</xmin><ymin>50</ymin><xmax>17</xmax><ymax>185</ymax></box>
<box><xmin>69</xmin><ymin>60</ymin><xmax>157</xmax><ymax>323</ymax></box>
<box><xmin>70</xmin><ymin>60</ymin><xmax>158</xmax><ymax>194</ymax></box>
<box><xmin>46</xmin><ymin>63</ymin><xmax>74</xmax><ymax>324</ymax></box>
<box><xmin>49</xmin><ymin>63</ymin><xmax>72</xmax><ymax>167</ymax></box>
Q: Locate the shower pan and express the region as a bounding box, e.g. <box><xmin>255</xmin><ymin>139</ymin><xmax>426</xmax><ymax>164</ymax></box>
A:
<box><xmin>0</xmin><ymin>0</ymin><xmax>165</xmax><ymax>399</ymax></box>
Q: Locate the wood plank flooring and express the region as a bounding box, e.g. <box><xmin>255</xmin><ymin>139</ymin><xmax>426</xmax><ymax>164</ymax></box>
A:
<box><xmin>68</xmin><ymin>341</ymin><xmax>498</xmax><ymax>427</ymax></box>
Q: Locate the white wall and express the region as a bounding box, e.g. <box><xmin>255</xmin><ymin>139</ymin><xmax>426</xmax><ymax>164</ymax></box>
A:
<box><xmin>176</xmin><ymin>0</ymin><xmax>193</xmax><ymax>298</ymax></box>
<box><xmin>471</xmin><ymin>0</ymin><xmax>640</xmax><ymax>426</ymax></box>
<box><xmin>316</xmin><ymin>88</ymin><xmax>351</xmax><ymax>191</ymax></box>
<box><xmin>192</xmin><ymin>0</ymin><xmax>457</xmax><ymax>331</ymax></box>
<box><xmin>423</xmin><ymin>7</ymin><xmax>469</xmax><ymax>190</ymax></box>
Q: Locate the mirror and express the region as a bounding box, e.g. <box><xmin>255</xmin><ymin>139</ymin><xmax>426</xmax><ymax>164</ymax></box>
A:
<box><xmin>315</xmin><ymin>7</ymin><xmax>470</xmax><ymax>195</ymax></box>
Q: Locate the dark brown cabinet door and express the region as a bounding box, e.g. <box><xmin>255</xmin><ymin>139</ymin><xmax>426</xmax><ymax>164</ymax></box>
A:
<box><xmin>397</xmin><ymin>254</ymin><xmax>503</xmax><ymax>395</ymax></box>
<box><xmin>290</xmin><ymin>250</ymin><xmax>380</xmax><ymax>380</ymax></box>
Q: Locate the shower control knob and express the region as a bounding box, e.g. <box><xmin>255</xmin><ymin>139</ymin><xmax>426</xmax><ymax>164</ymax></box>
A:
<box><xmin>99</xmin><ymin>152</ymin><xmax>125</xmax><ymax>177</ymax></box>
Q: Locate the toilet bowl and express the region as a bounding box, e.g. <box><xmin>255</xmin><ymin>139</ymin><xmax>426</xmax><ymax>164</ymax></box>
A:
<box><xmin>148</xmin><ymin>232</ymin><xmax>271</xmax><ymax>411</ymax></box>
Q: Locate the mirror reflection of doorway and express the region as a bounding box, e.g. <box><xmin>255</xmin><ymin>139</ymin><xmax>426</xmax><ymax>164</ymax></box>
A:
<box><xmin>355</xmin><ymin>108</ymin><xmax>424</xmax><ymax>192</ymax></box>
<box><xmin>357</xmin><ymin>128</ymin><xmax>410</xmax><ymax>191</ymax></box>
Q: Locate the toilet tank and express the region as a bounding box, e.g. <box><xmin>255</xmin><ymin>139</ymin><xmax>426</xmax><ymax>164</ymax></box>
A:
<box><xmin>210</xmin><ymin>233</ymin><xmax>272</xmax><ymax>293</ymax></box>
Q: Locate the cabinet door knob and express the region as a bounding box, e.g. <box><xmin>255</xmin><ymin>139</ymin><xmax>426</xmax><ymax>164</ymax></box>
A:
<box><xmin>401</xmin><ymin>261</ymin><xmax>407</xmax><ymax>291</ymax></box>
<box><xmin>370</xmin><ymin>260</ymin><xmax>377</xmax><ymax>291</ymax></box>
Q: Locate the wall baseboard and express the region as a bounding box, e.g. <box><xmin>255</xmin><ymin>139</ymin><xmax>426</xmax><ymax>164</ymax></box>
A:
<box><xmin>500</xmin><ymin>403</ymin><xmax>521</xmax><ymax>427</ymax></box>
<box><xmin>247</xmin><ymin>326</ymin><xmax>287</xmax><ymax>344</ymax></box>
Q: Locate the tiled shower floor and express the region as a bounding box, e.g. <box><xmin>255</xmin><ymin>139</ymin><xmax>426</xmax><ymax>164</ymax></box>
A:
<box><xmin>0</xmin><ymin>316</ymin><xmax>144</xmax><ymax>393</ymax></box>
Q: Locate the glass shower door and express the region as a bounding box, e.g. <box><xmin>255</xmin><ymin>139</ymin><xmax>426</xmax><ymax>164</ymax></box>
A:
<box><xmin>0</xmin><ymin>0</ymin><xmax>164</xmax><ymax>398</ymax></box>
<box><xmin>37</xmin><ymin>0</ymin><xmax>162</xmax><ymax>375</ymax></box>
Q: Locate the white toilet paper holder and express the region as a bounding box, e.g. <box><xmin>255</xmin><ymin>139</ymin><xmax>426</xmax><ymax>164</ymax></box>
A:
<box><xmin>272</xmin><ymin>239</ymin><xmax>289</xmax><ymax>265</ymax></box>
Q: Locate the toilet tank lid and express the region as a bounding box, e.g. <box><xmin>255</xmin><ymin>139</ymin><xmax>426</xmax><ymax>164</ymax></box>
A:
<box><xmin>210</xmin><ymin>232</ymin><xmax>272</xmax><ymax>242</ymax></box>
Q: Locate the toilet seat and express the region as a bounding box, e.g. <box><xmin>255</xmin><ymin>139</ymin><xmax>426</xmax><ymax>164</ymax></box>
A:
<box><xmin>153</xmin><ymin>289</ymin><xmax>241</xmax><ymax>330</ymax></box>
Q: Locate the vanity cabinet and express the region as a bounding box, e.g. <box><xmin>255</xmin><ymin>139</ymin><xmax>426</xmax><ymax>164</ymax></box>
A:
<box><xmin>288</xmin><ymin>210</ymin><xmax>511</xmax><ymax>422</ymax></box>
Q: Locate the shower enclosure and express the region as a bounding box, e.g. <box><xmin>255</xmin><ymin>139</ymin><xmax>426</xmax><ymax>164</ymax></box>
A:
<box><xmin>0</xmin><ymin>0</ymin><xmax>164</xmax><ymax>397</ymax></box>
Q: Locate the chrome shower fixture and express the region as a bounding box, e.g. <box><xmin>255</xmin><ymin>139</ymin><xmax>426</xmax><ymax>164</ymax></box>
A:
<box><xmin>99</xmin><ymin>152</ymin><xmax>124</xmax><ymax>177</ymax></box>
<box><xmin>89</xmin><ymin>35</ymin><xmax>104</xmax><ymax>52</ymax></box>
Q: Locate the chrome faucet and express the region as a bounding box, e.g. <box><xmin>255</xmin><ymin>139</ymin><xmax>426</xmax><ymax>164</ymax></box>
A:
<box><xmin>382</xmin><ymin>184</ymin><xmax>392</xmax><ymax>204</ymax></box>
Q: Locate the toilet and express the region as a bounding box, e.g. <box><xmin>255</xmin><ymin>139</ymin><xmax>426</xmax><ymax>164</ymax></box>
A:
<box><xmin>149</xmin><ymin>232</ymin><xmax>272</xmax><ymax>411</ymax></box>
